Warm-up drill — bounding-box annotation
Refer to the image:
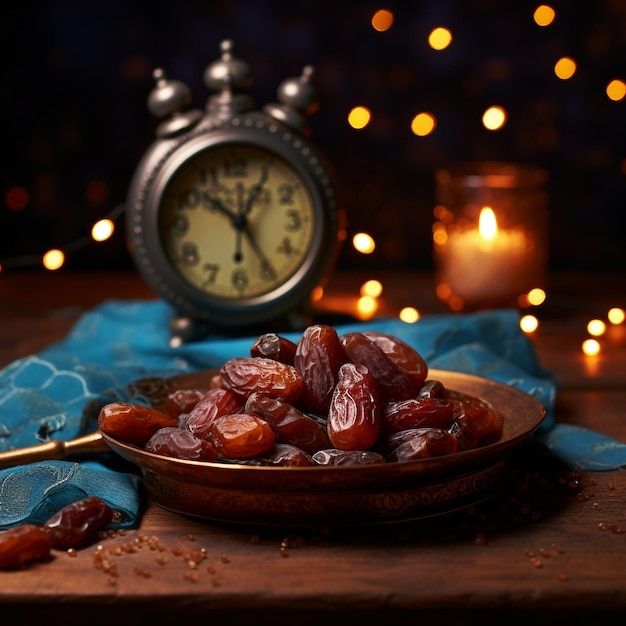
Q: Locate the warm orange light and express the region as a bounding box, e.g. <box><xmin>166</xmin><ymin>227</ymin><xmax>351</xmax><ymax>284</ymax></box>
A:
<box><xmin>352</xmin><ymin>232</ymin><xmax>376</xmax><ymax>254</ymax></box>
<box><xmin>608</xmin><ymin>307</ymin><xmax>625</xmax><ymax>325</ymax></box>
<box><xmin>399</xmin><ymin>307</ymin><xmax>420</xmax><ymax>323</ymax></box>
<box><xmin>371</xmin><ymin>9</ymin><xmax>394</xmax><ymax>32</ymax></box>
<box><xmin>360</xmin><ymin>279</ymin><xmax>383</xmax><ymax>298</ymax></box>
<box><xmin>587</xmin><ymin>319</ymin><xmax>606</xmax><ymax>337</ymax></box>
<box><xmin>310</xmin><ymin>285</ymin><xmax>324</xmax><ymax>302</ymax></box>
<box><xmin>554</xmin><ymin>57</ymin><xmax>577</xmax><ymax>80</ymax></box>
<box><xmin>482</xmin><ymin>106</ymin><xmax>507</xmax><ymax>130</ymax></box>
<box><xmin>356</xmin><ymin>295</ymin><xmax>378</xmax><ymax>319</ymax></box>
<box><xmin>533</xmin><ymin>5</ymin><xmax>556</xmax><ymax>27</ymax></box>
<box><xmin>432</xmin><ymin>222</ymin><xmax>448</xmax><ymax>245</ymax></box>
<box><xmin>527</xmin><ymin>288</ymin><xmax>547</xmax><ymax>306</ymax></box>
<box><xmin>410</xmin><ymin>112</ymin><xmax>436</xmax><ymax>136</ymax></box>
<box><xmin>348</xmin><ymin>106</ymin><xmax>371</xmax><ymax>129</ymax></box>
<box><xmin>91</xmin><ymin>219</ymin><xmax>115</xmax><ymax>242</ymax></box>
<box><xmin>43</xmin><ymin>249</ymin><xmax>65</xmax><ymax>270</ymax></box>
<box><xmin>428</xmin><ymin>27</ymin><xmax>452</xmax><ymax>50</ymax></box>
<box><xmin>582</xmin><ymin>338</ymin><xmax>601</xmax><ymax>356</ymax></box>
<box><xmin>478</xmin><ymin>207</ymin><xmax>498</xmax><ymax>240</ymax></box>
<box><xmin>520</xmin><ymin>314</ymin><xmax>539</xmax><ymax>333</ymax></box>
<box><xmin>606</xmin><ymin>79</ymin><xmax>626</xmax><ymax>102</ymax></box>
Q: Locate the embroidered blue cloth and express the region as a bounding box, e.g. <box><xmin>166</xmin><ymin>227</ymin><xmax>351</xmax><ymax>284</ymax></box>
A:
<box><xmin>1</xmin><ymin>300</ymin><xmax>625</xmax><ymax>530</ymax></box>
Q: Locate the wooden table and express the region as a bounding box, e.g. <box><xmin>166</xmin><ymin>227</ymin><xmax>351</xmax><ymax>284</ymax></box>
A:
<box><xmin>1</xmin><ymin>269</ymin><xmax>625</xmax><ymax>625</ymax></box>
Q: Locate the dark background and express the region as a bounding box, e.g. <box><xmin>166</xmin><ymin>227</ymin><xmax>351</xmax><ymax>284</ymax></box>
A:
<box><xmin>2</xmin><ymin>0</ymin><xmax>625</xmax><ymax>273</ymax></box>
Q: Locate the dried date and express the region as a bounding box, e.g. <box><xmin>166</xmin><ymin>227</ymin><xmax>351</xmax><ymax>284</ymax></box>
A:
<box><xmin>383</xmin><ymin>428</ymin><xmax>458</xmax><ymax>462</ymax></box>
<box><xmin>179</xmin><ymin>387</ymin><xmax>242</xmax><ymax>438</ymax></box>
<box><xmin>294</xmin><ymin>324</ymin><xmax>346</xmax><ymax>415</ymax></box>
<box><xmin>327</xmin><ymin>362</ymin><xmax>381</xmax><ymax>451</ymax></box>
<box><xmin>449</xmin><ymin>391</ymin><xmax>504</xmax><ymax>445</ymax></box>
<box><xmin>242</xmin><ymin>443</ymin><xmax>315</xmax><ymax>467</ymax></box>
<box><xmin>244</xmin><ymin>392</ymin><xmax>331</xmax><ymax>454</ymax></box>
<box><xmin>98</xmin><ymin>402</ymin><xmax>178</xmax><ymax>446</ymax></box>
<box><xmin>312</xmin><ymin>449</ymin><xmax>385</xmax><ymax>466</ymax></box>
<box><xmin>382</xmin><ymin>396</ymin><xmax>456</xmax><ymax>435</ymax></box>
<box><xmin>42</xmin><ymin>496</ymin><xmax>114</xmax><ymax>549</ymax></box>
<box><xmin>362</xmin><ymin>330</ymin><xmax>428</xmax><ymax>387</ymax></box>
<box><xmin>250</xmin><ymin>333</ymin><xmax>297</xmax><ymax>365</ymax></box>
<box><xmin>339</xmin><ymin>332</ymin><xmax>418</xmax><ymax>402</ymax></box>
<box><xmin>165</xmin><ymin>388</ymin><xmax>207</xmax><ymax>417</ymax></box>
<box><xmin>208</xmin><ymin>413</ymin><xmax>276</xmax><ymax>459</ymax></box>
<box><xmin>0</xmin><ymin>524</ymin><xmax>51</xmax><ymax>570</ymax></box>
<box><xmin>145</xmin><ymin>426</ymin><xmax>218</xmax><ymax>461</ymax></box>
<box><xmin>219</xmin><ymin>357</ymin><xmax>303</xmax><ymax>403</ymax></box>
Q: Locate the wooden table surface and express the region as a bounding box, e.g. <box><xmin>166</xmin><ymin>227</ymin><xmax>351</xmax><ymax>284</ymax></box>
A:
<box><xmin>1</xmin><ymin>269</ymin><xmax>625</xmax><ymax>625</ymax></box>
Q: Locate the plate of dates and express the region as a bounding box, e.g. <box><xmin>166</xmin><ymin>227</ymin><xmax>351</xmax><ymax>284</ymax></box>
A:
<box><xmin>98</xmin><ymin>325</ymin><xmax>546</xmax><ymax>525</ymax></box>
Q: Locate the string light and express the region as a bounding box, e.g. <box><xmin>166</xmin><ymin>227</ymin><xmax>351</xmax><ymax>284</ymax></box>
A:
<box><xmin>0</xmin><ymin>203</ymin><xmax>125</xmax><ymax>272</ymax></box>
<box><xmin>371</xmin><ymin>9</ymin><xmax>394</xmax><ymax>32</ymax></box>
<box><xmin>347</xmin><ymin>106</ymin><xmax>371</xmax><ymax>129</ymax></box>
<box><xmin>410</xmin><ymin>112</ymin><xmax>437</xmax><ymax>136</ymax></box>
<box><xmin>352</xmin><ymin>232</ymin><xmax>376</xmax><ymax>254</ymax></box>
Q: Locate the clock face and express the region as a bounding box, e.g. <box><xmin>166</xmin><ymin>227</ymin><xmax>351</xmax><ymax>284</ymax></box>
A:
<box><xmin>158</xmin><ymin>144</ymin><xmax>317</xmax><ymax>301</ymax></box>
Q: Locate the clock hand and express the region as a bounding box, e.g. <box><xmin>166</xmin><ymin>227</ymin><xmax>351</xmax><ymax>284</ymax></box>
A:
<box><xmin>202</xmin><ymin>192</ymin><xmax>237</xmax><ymax>222</ymax></box>
<box><xmin>244</xmin><ymin>165</ymin><xmax>269</xmax><ymax>216</ymax></box>
<box><xmin>242</xmin><ymin>225</ymin><xmax>277</xmax><ymax>280</ymax></box>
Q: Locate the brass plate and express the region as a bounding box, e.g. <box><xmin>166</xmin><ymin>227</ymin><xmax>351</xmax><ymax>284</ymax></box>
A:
<box><xmin>101</xmin><ymin>369</ymin><xmax>546</xmax><ymax>526</ymax></box>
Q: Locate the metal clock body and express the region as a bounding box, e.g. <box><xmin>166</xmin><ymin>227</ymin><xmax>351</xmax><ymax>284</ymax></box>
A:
<box><xmin>126</xmin><ymin>41</ymin><xmax>343</xmax><ymax>337</ymax></box>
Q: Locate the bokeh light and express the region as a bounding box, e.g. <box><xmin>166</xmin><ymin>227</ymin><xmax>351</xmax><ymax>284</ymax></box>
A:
<box><xmin>533</xmin><ymin>5</ymin><xmax>556</xmax><ymax>27</ymax></box>
<box><xmin>371</xmin><ymin>9</ymin><xmax>394</xmax><ymax>32</ymax></box>
<box><xmin>428</xmin><ymin>27</ymin><xmax>452</xmax><ymax>50</ymax></box>
<box><xmin>352</xmin><ymin>232</ymin><xmax>376</xmax><ymax>254</ymax></box>
<box><xmin>43</xmin><ymin>249</ymin><xmax>65</xmax><ymax>270</ymax></box>
<box><xmin>554</xmin><ymin>57</ymin><xmax>577</xmax><ymax>79</ymax></box>
<box><xmin>606</xmin><ymin>79</ymin><xmax>626</xmax><ymax>102</ymax></box>
<box><xmin>347</xmin><ymin>106</ymin><xmax>371</xmax><ymax>129</ymax></box>
<box><xmin>582</xmin><ymin>338</ymin><xmax>601</xmax><ymax>356</ymax></box>
<box><xmin>520</xmin><ymin>314</ymin><xmax>539</xmax><ymax>333</ymax></box>
<box><xmin>399</xmin><ymin>307</ymin><xmax>420</xmax><ymax>323</ymax></box>
<box><xmin>410</xmin><ymin>112</ymin><xmax>436</xmax><ymax>136</ymax></box>
<box><xmin>360</xmin><ymin>279</ymin><xmax>383</xmax><ymax>298</ymax></box>
<box><xmin>482</xmin><ymin>106</ymin><xmax>507</xmax><ymax>130</ymax></box>
<box><xmin>608</xmin><ymin>307</ymin><xmax>625</xmax><ymax>324</ymax></box>
<box><xmin>91</xmin><ymin>219</ymin><xmax>115</xmax><ymax>242</ymax></box>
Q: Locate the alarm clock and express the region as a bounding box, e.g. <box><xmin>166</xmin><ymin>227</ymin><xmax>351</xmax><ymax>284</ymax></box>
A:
<box><xmin>125</xmin><ymin>40</ymin><xmax>344</xmax><ymax>343</ymax></box>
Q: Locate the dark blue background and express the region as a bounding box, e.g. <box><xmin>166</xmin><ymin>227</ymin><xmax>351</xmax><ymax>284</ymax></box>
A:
<box><xmin>2</xmin><ymin>0</ymin><xmax>625</xmax><ymax>271</ymax></box>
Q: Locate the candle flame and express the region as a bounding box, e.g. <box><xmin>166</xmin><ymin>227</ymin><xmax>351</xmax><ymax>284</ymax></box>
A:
<box><xmin>478</xmin><ymin>207</ymin><xmax>498</xmax><ymax>240</ymax></box>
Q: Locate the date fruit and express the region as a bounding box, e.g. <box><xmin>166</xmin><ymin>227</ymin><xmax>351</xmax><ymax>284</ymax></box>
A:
<box><xmin>244</xmin><ymin>392</ymin><xmax>331</xmax><ymax>454</ymax></box>
<box><xmin>294</xmin><ymin>324</ymin><xmax>346</xmax><ymax>415</ymax></box>
<box><xmin>145</xmin><ymin>426</ymin><xmax>219</xmax><ymax>461</ymax></box>
<box><xmin>383</xmin><ymin>428</ymin><xmax>458</xmax><ymax>462</ymax></box>
<box><xmin>328</xmin><ymin>362</ymin><xmax>381</xmax><ymax>451</ymax></box>
<box><xmin>312</xmin><ymin>449</ymin><xmax>385</xmax><ymax>466</ymax></box>
<box><xmin>42</xmin><ymin>496</ymin><xmax>114</xmax><ymax>549</ymax></box>
<box><xmin>208</xmin><ymin>413</ymin><xmax>276</xmax><ymax>459</ymax></box>
<box><xmin>98</xmin><ymin>402</ymin><xmax>178</xmax><ymax>446</ymax></box>
<box><xmin>219</xmin><ymin>357</ymin><xmax>303</xmax><ymax>403</ymax></box>
<box><xmin>179</xmin><ymin>387</ymin><xmax>242</xmax><ymax>438</ymax></box>
<box><xmin>339</xmin><ymin>332</ymin><xmax>418</xmax><ymax>402</ymax></box>
<box><xmin>363</xmin><ymin>330</ymin><xmax>428</xmax><ymax>387</ymax></box>
<box><xmin>382</xmin><ymin>396</ymin><xmax>456</xmax><ymax>435</ymax></box>
<box><xmin>250</xmin><ymin>332</ymin><xmax>297</xmax><ymax>365</ymax></box>
<box><xmin>0</xmin><ymin>524</ymin><xmax>51</xmax><ymax>570</ymax></box>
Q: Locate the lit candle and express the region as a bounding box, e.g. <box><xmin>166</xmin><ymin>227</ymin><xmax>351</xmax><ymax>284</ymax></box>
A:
<box><xmin>437</xmin><ymin>206</ymin><xmax>533</xmax><ymax>309</ymax></box>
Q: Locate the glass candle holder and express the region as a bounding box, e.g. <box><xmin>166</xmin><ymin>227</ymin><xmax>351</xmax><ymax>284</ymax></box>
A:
<box><xmin>433</xmin><ymin>162</ymin><xmax>549</xmax><ymax>311</ymax></box>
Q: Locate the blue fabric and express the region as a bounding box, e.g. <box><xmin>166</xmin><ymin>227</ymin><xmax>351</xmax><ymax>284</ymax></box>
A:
<box><xmin>1</xmin><ymin>299</ymin><xmax>625</xmax><ymax>530</ymax></box>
